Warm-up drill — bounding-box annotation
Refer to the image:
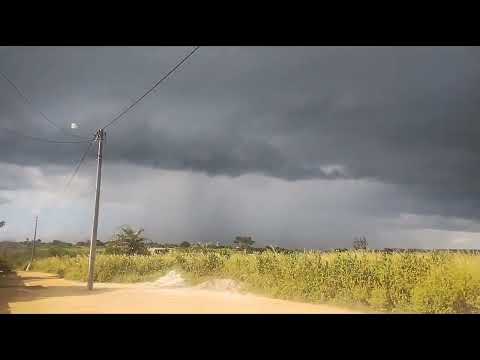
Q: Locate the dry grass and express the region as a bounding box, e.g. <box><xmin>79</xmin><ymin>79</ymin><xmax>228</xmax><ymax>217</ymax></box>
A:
<box><xmin>30</xmin><ymin>249</ymin><xmax>480</xmax><ymax>313</ymax></box>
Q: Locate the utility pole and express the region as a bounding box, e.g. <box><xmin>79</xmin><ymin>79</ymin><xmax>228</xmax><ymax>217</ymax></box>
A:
<box><xmin>87</xmin><ymin>129</ymin><xmax>105</xmax><ymax>290</ymax></box>
<box><xmin>26</xmin><ymin>216</ymin><xmax>38</xmax><ymax>271</ymax></box>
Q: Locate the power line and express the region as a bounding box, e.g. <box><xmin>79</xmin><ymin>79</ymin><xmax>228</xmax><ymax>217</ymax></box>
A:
<box><xmin>0</xmin><ymin>70</ymin><xmax>88</xmax><ymax>140</ymax></box>
<box><xmin>82</xmin><ymin>47</ymin><xmax>199</xmax><ymax>289</ymax></box>
<box><xmin>63</xmin><ymin>139</ymin><xmax>96</xmax><ymax>192</ymax></box>
<box><xmin>101</xmin><ymin>46</ymin><xmax>200</xmax><ymax>130</ymax></box>
<box><xmin>0</xmin><ymin>127</ymin><xmax>92</xmax><ymax>144</ymax></box>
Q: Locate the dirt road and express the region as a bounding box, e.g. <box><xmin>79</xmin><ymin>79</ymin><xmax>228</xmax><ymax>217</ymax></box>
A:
<box><xmin>0</xmin><ymin>271</ymin><xmax>361</xmax><ymax>314</ymax></box>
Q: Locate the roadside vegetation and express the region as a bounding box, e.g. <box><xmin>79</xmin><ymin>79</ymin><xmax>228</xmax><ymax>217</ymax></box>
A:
<box><xmin>0</xmin><ymin>240</ymin><xmax>95</xmax><ymax>270</ymax></box>
<box><xmin>4</xmin><ymin>226</ymin><xmax>480</xmax><ymax>313</ymax></box>
<box><xmin>29</xmin><ymin>249</ymin><xmax>480</xmax><ymax>314</ymax></box>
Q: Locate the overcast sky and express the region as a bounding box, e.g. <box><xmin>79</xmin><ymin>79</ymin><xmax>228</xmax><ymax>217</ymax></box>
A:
<box><xmin>1</xmin><ymin>46</ymin><xmax>480</xmax><ymax>248</ymax></box>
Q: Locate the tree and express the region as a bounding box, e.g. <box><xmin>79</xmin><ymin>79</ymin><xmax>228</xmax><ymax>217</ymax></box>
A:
<box><xmin>75</xmin><ymin>240</ymin><xmax>103</xmax><ymax>247</ymax></box>
<box><xmin>105</xmin><ymin>226</ymin><xmax>149</xmax><ymax>255</ymax></box>
<box><xmin>0</xmin><ymin>221</ymin><xmax>5</xmax><ymax>228</ymax></box>
<box><xmin>180</xmin><ymin>241</ymin><xmax>191</xmax><ymax>248</ymax></box>
<box><xmin>233</xmin><ymin>236</ymin><xmax>255</xmax><ymax>249</ymax></box>
<box><xmin>353</xmin><ymin>237</ymin><xmax>368</xmax><ymax>250</ymax></box>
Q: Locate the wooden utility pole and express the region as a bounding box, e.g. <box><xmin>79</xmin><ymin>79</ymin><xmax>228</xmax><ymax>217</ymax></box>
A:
<box><xmin>87</xmin><ymin>129</ymin><xmax>105</xmax><ymax>290</ymax></box>
<box><xmin>26</xmin><ymin>216</ymin><xmax>38</xmax><ymax>271</ymax></box>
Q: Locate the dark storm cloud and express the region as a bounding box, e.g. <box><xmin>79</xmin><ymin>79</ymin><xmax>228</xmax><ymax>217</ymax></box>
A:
<box><xmin>1</xmin><ymin>46</ymin><xmax>480</xmax><ymax>221</ymax></box>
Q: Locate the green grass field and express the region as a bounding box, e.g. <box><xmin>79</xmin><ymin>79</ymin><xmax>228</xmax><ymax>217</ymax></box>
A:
<box><xmin>0</xmin><ymin>242</ymin><xmax>96</xmax><ymax>271</ymax></box>
<box><xmin>27</xmin><ymin>248</ymin><xmax>480</xmax><ymax>313</ymax></box>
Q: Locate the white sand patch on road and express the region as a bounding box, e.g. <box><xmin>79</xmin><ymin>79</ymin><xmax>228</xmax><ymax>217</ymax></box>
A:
<box><xmin>144</xmin><ymin>270</ymin><xmax>187</xmax><ymax>288</ymax></box>
<box><xmin>195</xmin><ymin>279</ymin><xmax>242</xmax><ymax>293</ymax></box>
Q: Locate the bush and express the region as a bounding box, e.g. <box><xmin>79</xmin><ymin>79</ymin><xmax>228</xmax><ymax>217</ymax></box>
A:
<box><xmin>32</xmin><ymin>254</ymin><xmax>178</xmax><ymax>282</ymax></box>
<box><xmin>411</xmin><ymin>256</ymin><xmax>480</xmax><ymax>313</ymax></box>
<box><xmin>52</xmin><ymin>240</ymin><xmax>72</xmax><ymax>246</ymax></box>
<box><xmin>0</xmin><ymin>256</ymin><xmax>12</xmax><ymax>272</ymax></box>
<box><xmin>48</xmin><ymin>247</ymin><xmax>67</xmax><ymax>257</ymax></box>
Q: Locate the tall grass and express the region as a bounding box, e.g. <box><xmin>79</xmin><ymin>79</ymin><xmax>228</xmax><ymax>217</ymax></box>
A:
<box><xmin>0</xmin><ymin>245</ymin><xmax>89</xmax><ymax>270</ymax></box>
<box><xmin>32</xmin><ymin>254</ymin><xmax>177</xmax><ymax>282</ymax></box>
<box><xmin>30</xmin><ymin>250</ymin><xmax>480</xmax><ymax>313</ymax></box>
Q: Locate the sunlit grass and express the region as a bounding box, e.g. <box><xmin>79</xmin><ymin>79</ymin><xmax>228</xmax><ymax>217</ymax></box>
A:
<box><xmin>30</xmin><ymin>249</ymin><xmax>480</xmax><ymax>313</ymax></box>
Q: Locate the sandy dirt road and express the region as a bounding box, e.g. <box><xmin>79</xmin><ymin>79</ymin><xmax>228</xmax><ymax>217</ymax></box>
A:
<box><xmin>0</xmin><ymin>271</ymin><xmax>361</xmax><ymax>314</ymax></box>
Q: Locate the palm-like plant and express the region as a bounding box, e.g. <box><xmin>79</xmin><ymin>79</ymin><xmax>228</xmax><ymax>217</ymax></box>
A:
<box><xmin>105</xmin><ymin>226</ymin><xmax>149</xmax><ymax>255</ymax></box>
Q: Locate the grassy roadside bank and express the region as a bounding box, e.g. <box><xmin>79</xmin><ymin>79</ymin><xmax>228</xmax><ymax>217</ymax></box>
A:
<box><xmin>29</xmin><ymin>250</ymin><xmax>480</xmax><ymax>313</ymax></box>
<box><xmin>0</xmin><ymin>244</ymin><xmax>91</xmax><ymax>270</ymax></box>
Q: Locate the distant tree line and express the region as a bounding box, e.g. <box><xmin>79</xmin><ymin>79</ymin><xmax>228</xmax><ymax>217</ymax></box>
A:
<box><xmin>76</xmin><ymin>240</ymin><xmax>105</xmax><ymax>247</ymax></box>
